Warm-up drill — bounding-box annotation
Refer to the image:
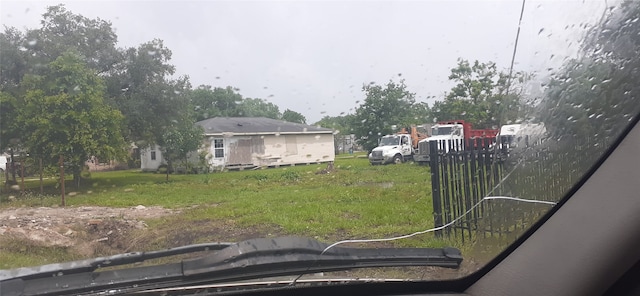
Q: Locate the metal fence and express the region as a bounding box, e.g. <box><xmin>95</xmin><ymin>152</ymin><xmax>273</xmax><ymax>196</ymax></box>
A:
<box><xmin>428</xmin><ymin>136</ymin><xmax>604</xmax><ymax>241</ymax></box>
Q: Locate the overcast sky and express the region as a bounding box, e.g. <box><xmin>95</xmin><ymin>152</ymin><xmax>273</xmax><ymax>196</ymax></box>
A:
<box><xmin>1</xmin><ymin>0</ymin><xmax>607</xmax><ymax>123</ymax></box>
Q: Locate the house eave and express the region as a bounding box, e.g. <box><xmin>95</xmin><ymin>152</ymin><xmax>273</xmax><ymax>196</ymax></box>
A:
<box><xmin>203</xmin><ymin>131</ymin><xmax>334</xmax><ymax>137</ymax></box>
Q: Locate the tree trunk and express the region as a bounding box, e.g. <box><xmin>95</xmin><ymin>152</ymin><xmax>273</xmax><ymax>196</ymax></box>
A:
<box><xmin>10</xmin><ymin>149</ymin><xmax>16</xmax><ymax>183</ymax></box>
<box><xmin>166</xmin><ymin>160</ymin><xmax>170</xmax><ymax>181</ymax></box>
<box><xmin>39</xmin><ymin>158</ymin><xmax>43</xmax><ymax>194</ymax></box>
<box><xmin>59</xmin><ymin>155</ymin><xmax>65</xmax><ymax>207</ymax></box>
<box><xmin>72</xmin><ymin>162</ymin><xmax>84</xmax><ymax>189</ymax></box>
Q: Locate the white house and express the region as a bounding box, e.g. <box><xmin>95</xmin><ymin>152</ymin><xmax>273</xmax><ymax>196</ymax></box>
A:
<box><xmin>198</xmin><ymin>117</ymin><xmax>335</xmax><ymax>169</ymax></box>
<box><xmin>140</xmin><ymin>117</ymin><xmax>336</xmax><ymax>171</ymax></box>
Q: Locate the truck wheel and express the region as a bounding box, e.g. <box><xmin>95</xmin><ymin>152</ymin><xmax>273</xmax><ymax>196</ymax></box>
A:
<box><xmin>392</xmin><ymin>154</ymin><xmax>403</xmax><ymax>164</ymax></box>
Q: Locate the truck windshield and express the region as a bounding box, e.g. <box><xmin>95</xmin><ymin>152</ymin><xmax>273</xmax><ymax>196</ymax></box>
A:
<box><xmin>432</xmin><ymin>126</ymin><xmax>454</xmax><ymax>136</ymax></box>
<box><xmin>379</xmin><ymin>136</ymin><xmax>400</xmax><ymax>146</ymax></box>
<box><xmin>500</xmin><ymin>135</ymin><xmax>516</xmax><ymax>145</ymax></box>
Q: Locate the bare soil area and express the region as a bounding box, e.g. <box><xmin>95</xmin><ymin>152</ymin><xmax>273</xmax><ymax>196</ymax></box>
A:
<box><xmin>0</xmin><ymin>205</ymin><xmax>177</xmax><ymax>257</ymax></box>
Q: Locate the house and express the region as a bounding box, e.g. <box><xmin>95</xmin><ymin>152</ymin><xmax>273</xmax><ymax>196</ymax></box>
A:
<box><xmin>140</xmin><ymin>117</ymin><xmax>335</xmax><ymax>171</ymax></box>
<box><xmin>198</xmin><ymin>117</ymin><xmax>335</xmax><ymax>169</ymax></box>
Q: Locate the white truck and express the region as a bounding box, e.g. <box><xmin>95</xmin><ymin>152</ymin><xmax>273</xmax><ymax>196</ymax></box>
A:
<box><xmin>413</xmin><ymin>120</ymin><xmax>499</xmax><ymax>164</ymax></box>
<box><xmin>497</xmin><ymin>123</ymin><xmax>547</xmax><ymax>157</ymax></box>
<box><xmin>368</xmin><ymin>127</ymin><xmax>427</xmax><ymax>165</ymax></box>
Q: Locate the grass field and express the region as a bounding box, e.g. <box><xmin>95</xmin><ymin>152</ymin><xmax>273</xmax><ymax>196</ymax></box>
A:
<box><xmin>0</xmin><ymin>155</ymin><xmax>463</xmax><ymax>270</ymax></box>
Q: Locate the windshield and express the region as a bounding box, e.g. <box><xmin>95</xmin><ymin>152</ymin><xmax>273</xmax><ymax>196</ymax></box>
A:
<box><xmin>378</xmin><ymin>136</ymin><xmax>400</xmax><ymax>146</ymax></box>
<box><xmin>1</xmin><ymin>0</ymin><xmax>639</xmax><ymax>291</ymax></box>
<box><xmin>432</xmin><ymin>126</ymin><xmax>455</xmax><ymax>136</ymax></box>
<box><xmin>500</xmin><ymin>135</ymin><xmax>516</xmax><ymax>145</ymax></box>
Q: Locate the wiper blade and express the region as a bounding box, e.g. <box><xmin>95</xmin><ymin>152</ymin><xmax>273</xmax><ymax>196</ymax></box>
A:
<box><xmin>0</xmin><ymin>236</ymin><xmax>462</xmax><ymax>296</ymax></box>
<box><xmin>0</xmin><ymin>241</ymin><xmax>234</xmax><ymax>281</ymax></box>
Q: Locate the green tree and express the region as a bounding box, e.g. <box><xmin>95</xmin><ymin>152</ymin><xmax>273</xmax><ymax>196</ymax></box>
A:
<box><xmin>158</xmin><ymin>117</ymin><xmax>204</xmax><ymax>180</ymax></box>
<box><xmin>21</xmin><ymin>4</ymin><xmax>121</xmax><ymax>77</ymax></box>
<box><xmin>211</xmin><ymin>86</ymin><xmax>243</xmax><ymax>117</ymax></box>
<box><xmin>106</xmin><ymin>39</ymin><xmax>191</xmax><ymax>147</ymax></box>
<box><xmin>314</xmin><ymin>114</ymin><xmax>356</xmax><ymax>153</ymax></box>
<box><xmin>1</xmin><ymin>5</ymin><xmax>123</xmax><ymax>156</ymax></box>
<box><xmin>189</xmin><ymin>85</ymin><xmax>222</xmax><ymax>121</ymax></box>
<box><xmin>0</xmin><ymin>27</ymin><xmax>29</xmax><ymax>91</ymax></box>
<box><xmin>281</xmin><ymin>109</ymin><xmax>306</xmax><ymax>124</ymax></box>
<box><xmin>433</xmin><ymin>59</ymin><xmax>524</xmax><ymax>129</ymax></box>
<box><xmin>314</xmin><ymin>115</ymin><xmax>354</xmax><ymax>133</ymax></box>
<box><xmin>1</xmin><ymin>28</ymin><xmax>36</xmax><ymax>160</ymax></box>
<box><xmin>187</xmin><ymin>85</ymin><xmax>243</xmax><ymax>121</ymax></box>
<box><xmin>16</xmin><ymin>52</ymin><xmax>126</xmax><ymax>187</ymax></box>
<box><xmin>238</xmin><ymin>97</ymin><xmax>281</xmax><ymax>119</ymax></box>
<box><xmin>352</xmin><ymin>80</ymin><xmax>423</xmax><ymax>151</ymax></box>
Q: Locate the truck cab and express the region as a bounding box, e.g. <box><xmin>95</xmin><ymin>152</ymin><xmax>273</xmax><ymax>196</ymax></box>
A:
<box><xmin>498</xmin><ymin>124</ymin><xmax>522</xmax><ymax>150</ymax></box>
<box><xmin>413</xmin><ymin>122</ymin><xmax>465</xmax><ymax>164</ymax></box>
<box><xmin>413</xmin><ymin>120</ymin><xmax>499</xmax><ymax>164</ymax></box>
<box><xmin>497</xmin><ymin>123</ymin><xmax>547</xmax><ymax>158</ymax></box>
<box><xmin>368</xmin><ymin>134</ymin><xmax>414</xmax><ymax>165</ymax></box>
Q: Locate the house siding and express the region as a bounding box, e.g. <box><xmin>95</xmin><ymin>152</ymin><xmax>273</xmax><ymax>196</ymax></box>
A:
<box><xmin>262</xmin><ymin>134</ymin><xmax>334</xmax><ymax>165</ymax></box>
<box><xmin>205</xmin><ymin>133</ymin><xmax>334</xmax><ymax>169</ymax></box>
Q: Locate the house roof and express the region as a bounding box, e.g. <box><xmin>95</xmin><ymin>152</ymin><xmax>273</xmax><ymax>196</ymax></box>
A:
<box><xmin>195</xmin><ymin>117</ymin><xmax>334</xmax><ymax>135</ymax></box>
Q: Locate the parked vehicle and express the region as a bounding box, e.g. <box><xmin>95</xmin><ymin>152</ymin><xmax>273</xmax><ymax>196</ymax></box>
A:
<box><xmin>368</xmin><ymin>126</ymin><xmax>428</xmax><ymax>165</ymax></box>
<box><xmin>497</xmin><ymin>123</ymin><xmax>547</xmax><ymax>158</ymax></box>
<box><xmin>0</xmin><ymin>156</ymin><xmax>7</xmax><ymax>172</ymax></box>
<box><xmin>413</xmin><ymin>120</ymin><xmax>499</xmax><ymax>164</ymax></box>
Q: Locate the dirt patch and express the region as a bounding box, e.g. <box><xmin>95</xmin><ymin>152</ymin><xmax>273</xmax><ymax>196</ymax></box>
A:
<box><xmin>0</xmin><ymin>204</ymin><xmax>289</xmax><ymax>265</ymax></box>
<box><xmin>0</xmin><ymin>205</ymin><xmax>177</xmax><ymax>257</ymax></box>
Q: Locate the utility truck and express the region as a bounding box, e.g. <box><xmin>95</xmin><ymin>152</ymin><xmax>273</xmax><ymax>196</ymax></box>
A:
<box><xmin>368</xmin><ymin>126</ymin><xmax>428</xmax><ymax>165</ymax></box>
<box><xmin>413</xmin><ymin>120</ymin><xmax>499</xmax><ymax>164</ymax></box>
<box><xmin>497</xmin><ymin>123</ymin><xmax>547</xmax><ymax>158</ymax></box>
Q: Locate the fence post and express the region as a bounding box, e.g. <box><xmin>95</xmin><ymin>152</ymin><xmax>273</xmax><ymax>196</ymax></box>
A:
<box><xmin>429</xmin><ymin>140</ymin><xmax>443</xmax><ymax>237</ymax></box>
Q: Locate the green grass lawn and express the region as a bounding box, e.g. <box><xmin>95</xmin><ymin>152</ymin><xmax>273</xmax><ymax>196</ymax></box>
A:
<box><xmin>0</xmin><ymin>156</ymin><xmax>458</xmax><ymax>269</ymax></box>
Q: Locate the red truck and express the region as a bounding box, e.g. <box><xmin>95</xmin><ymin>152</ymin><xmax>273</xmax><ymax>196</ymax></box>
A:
<box><xmin>412</xmin><ymin>120</ymin><xmax>499</xmax><ymax>164</ymax></box>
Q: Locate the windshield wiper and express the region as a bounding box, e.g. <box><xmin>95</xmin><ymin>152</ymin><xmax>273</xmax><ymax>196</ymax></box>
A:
<box><xmin>0</xmin><ymin>236</ymin><xmax>462</xmax><ymax>296</ymax></box>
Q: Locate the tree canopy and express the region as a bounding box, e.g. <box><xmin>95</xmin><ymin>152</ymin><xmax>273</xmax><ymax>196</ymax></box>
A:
<box><xmin>16</xmin><ymin>52</ymin><xmax>125</xmax><ymax>186</ymax></box>
<box><xmin>350</xmin><ymin>80</ymin><xmax>427</xmax><ymax>151</ymax></box>
<box><xmin>431</xmin><ymin>59</ymin><xmax>525</xmax><ymax>129</ymax></box>
<box><xmin>281</xmin><ymin>109</ymin><xmax>306</xmax><ymax>124</ymax></box>
<box><xmin>238</xmin><ymin>97</ymin><xmax>281</xmax><ymax>119</ymax></box>
<box><xmin>158</xmin><ymin>116</ymin><xmax>204</xmax><ymax>180</ymax></box>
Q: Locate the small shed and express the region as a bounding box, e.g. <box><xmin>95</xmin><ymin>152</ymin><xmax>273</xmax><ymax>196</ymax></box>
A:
<box><xmin>140</xmin><ymin>144</ymin><xmax>166</xmax><ymax>172</ymax></box>
<box><xmin>197</xmin><ymin>117</ymin><xmax>335</xmax><ymax>169</ymax></box>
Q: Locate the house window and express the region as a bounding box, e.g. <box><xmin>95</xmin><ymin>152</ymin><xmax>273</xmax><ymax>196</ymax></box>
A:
<box><xmin>150</xmin><ymin>151</ymin><xmax>156</xmax><ymax>160</ymax></box>
<box><xmin>214</xmin><ymin>139</ymin><xmax>224</xmax><ymax>158</ymax></box>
